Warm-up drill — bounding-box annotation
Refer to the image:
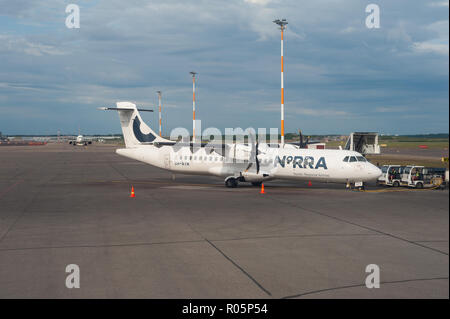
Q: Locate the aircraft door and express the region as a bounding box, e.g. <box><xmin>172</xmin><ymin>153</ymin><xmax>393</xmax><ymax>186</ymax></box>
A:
<box><xmin>164</xmin><ymin>154</ymin><xmax>171</xmax><ymax>170</ymax></box>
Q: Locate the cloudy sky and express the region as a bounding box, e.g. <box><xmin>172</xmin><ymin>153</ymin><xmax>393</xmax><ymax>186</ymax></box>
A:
<box><xmin>0</xmin><ymin>0</ymin><xmax>448</xmax><ymax>135</ymax></box>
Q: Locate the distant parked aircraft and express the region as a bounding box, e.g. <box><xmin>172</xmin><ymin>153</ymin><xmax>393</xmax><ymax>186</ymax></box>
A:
<box><xmin>69</xmin><ymin>135</ymin><xmax>92</xmax><ymax>146</ymax></box>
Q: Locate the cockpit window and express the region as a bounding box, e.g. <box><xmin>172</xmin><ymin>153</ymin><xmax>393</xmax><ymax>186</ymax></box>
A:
<box><xmin>356</xmin><ymin>156</ymin><xmax>367</xmax><ymax>162</ymax></box>
<box><xmin>349</xmin><ymin>156</ymin><xmax>357</xmax><ymax>162</ymax></box>
<box><xmin>343</xmin><ymin>156</ymin><xmax>349</xmax><ymax>162</ymax></box>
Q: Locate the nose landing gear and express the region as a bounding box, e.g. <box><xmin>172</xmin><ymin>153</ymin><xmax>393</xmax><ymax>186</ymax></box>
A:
<box><xmin>353</xmin><ymin>181</ymin><xmax>365</xmax><ymax>191</ymax></box>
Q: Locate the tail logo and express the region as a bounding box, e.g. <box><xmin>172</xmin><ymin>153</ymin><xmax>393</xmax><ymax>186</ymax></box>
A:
<box><xmin>133</xmin><ymin>116</ymin><xmax>156</xmax><ymax>142</ymax></box>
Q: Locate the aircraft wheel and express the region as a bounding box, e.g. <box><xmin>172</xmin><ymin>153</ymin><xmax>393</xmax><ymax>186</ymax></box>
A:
<box><xmin>225</xmin><ymin>178</ymin><xmax>238</xmax><ymax>188</ymax></box>
<box><xmin>251</xmin><ymin>182</ymin><xmax>262</xmax><ymax>187</ymax></box>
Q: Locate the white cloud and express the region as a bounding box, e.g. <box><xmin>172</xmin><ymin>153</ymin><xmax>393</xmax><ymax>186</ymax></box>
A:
<box><xmin>429</xmin><ymin>1</ymin><xmax>449</xmax><ymax>7</ymax></box>
<box><xmin>340</xmin><ymin>26</ymin><xmax>356</xmax><ymax>34</ymax></box>
<box><xmin>263</xmin><ymin>104</ymin><xmax>350</xmax><ymax>117</ymax></box>
<box><xmin>412</xmin><ymin>20</ymin><xmax>449</xmax><ymax>56</ymax></box>
<box><xmin>244</xmin><ymin>0</ymin><xmax>272</xmax><ymax>5</ymax></box>
<box><xmin>412</xmin><ymin>42</ymin><xmax>449</xmax><ymax>55</ymax></box>
<box><xmin>290</xmin><ymin>108</ymin><xmax>349</xmax><ymax>117</ymax></box>
<box><xmin>426</xmin><ymin>20</ymin><xmax>449</xmax><ymax>38</ymax></box>
<box><xmin>0</xmin><ymin>34</ymin><xmax>67</xmax><ymax>56</ymax></box>
<box><xmin>375</xmin><ymin>106</ymin><xmax>409</xmax><ymax>113</ymax></box>
<box><xmin>387</xmin><ymin>23</ymin><xmax>412</xmax><ymax>44</ymax></box>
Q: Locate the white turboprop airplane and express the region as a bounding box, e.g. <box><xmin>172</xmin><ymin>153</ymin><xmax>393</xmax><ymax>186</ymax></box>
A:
<box><xmin>100</xmin><ymin>102</ymin><xmax>382</xmax><ymax>188</ymax></box>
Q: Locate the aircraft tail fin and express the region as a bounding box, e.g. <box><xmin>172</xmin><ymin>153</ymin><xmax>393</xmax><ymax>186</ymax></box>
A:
<box><xmin>100</xmin><ymin>102</ymin><xmax>169</xmax><ymax>148</ymax></box>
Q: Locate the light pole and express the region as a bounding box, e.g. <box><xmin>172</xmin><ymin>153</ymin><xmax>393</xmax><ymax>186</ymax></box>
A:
<box><xmin>190</xmin><ymin>71</ymin><xmax>197</xmax><ymax>143</ymax></box>
<box><xmin>157</xmin><ymin>91</ymin><xmax>162</xmax><ymax>137</ymax></box>
<box><xmin>273</xmin><ymin>18</ymin><xmax>288</xmax><ymax>147</ymax></box>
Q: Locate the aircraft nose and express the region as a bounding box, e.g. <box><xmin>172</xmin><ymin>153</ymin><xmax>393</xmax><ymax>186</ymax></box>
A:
<box><xmin>371</xmin><ymin>165</ymin><xmax>382</xmax><ymax>177</ymax></box>
<box><xmin>364</xmin><ymin>164</ymin><xmax>382</xmax><ymax>180</ymax></box>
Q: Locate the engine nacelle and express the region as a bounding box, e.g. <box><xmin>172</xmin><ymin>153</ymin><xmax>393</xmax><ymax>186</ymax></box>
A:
<box><xmin>241</xmin><ymin>171</ymin><xmax>270</xmax><ymax>182</ymax></box>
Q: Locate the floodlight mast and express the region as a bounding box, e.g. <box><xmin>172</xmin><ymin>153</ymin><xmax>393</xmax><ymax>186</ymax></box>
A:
<box><xmin>190</xmin><ymin>71</ymin><xmax>197</xmax><ymax>143</ymax></box>
<box><xmin>157</xmin><ymin>91</ymin><xmax>162</xmax><ymax>137</ymax></box>
<box><xmin>273</xmin><ymin>19</ymin><xmax>288</xmax><ymax>147</ymax></box>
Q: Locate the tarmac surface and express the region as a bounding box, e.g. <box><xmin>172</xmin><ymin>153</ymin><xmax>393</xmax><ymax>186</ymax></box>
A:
<box><xmin>0</xmin><ymin>143</ymin><xmax>448</xmax><ymax>298</ymax></box>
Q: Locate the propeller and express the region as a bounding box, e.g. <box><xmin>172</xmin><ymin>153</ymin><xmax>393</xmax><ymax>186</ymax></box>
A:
<box><xmin>298</xmin><ymin>129</ymin><xmax>310</xmax><ymax>149</ymax></box>
<box><xmin>255</xmin><ymin>142</ymin><xmax>260</xmax><ymax>174</ymax></box>
<box><xmin>246</xmin><ymin>131</ymin><xmax>260</xmax><ymax>174</ymax></box>
<box><xmin>298</xmin><ymin>129</ymin><xmax>303</xmax><ymax>148</ymax></box>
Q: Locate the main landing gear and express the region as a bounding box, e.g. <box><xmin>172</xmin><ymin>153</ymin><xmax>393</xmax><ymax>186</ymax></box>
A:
<box><xmin>225</xmin><ymin>177</ymin><xmax>238</xmax><ymax>188</ymax></box>
<box><xmin>224</xmin><ymin>176</ymin><xmax>263</xmax><ymax>188</ymax></box>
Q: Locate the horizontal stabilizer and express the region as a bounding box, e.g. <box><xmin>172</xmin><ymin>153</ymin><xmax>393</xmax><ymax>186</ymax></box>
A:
<box><xmin>98</xmin><ymin>107</ymin><xmax>153</xmax><ymax>112</ymax></box>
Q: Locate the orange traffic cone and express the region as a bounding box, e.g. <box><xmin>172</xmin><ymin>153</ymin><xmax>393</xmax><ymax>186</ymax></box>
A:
<box><xmin>308</xmin><ymin>180</ymin><xmax>312</xmax><ymax>187</ymax></box>
<box><xmin>130</xmin><ymin>186</ymin><xmax>135</xmax><ymax>198</ymax></box>
<box><xmin>260</xmin><ymin>183</ymin><xmax>265</xmax><ymax>194</ymax></box>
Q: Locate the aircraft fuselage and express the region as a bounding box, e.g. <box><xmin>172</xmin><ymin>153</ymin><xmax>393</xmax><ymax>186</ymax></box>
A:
<box><xmin>116</xmin><ymin>144</ymin><xmax>381</xmax><ymax>184</ymax></box>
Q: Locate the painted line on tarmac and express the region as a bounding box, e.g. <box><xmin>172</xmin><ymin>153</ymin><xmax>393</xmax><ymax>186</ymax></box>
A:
<box><xmin>267</xmin><ymin>196</ymin><xmax>449</xmax><ymax>256</ymax></box>
<box><xmin>282</xmin><ymin>276</ymin><xmax>449</xmax><ymax>299</ymax></box>
<box><xmin>0</xmin><ymin>179</ymin><xmax>24</xmax><ymax>199</ymax></box>
<box><xmin>0</xmin><ymin>168</ymin><xmax>32</xmax><ymax>199</ymax></box>
<box><xmin>0</xmin><ymin>239</ymin><xmax>205</xmax><ymax>252</ymax></box>
<box><xmin>206</xmin><ymin>238</ymin><xmax>272</xmax><ymax>297</ymax></box>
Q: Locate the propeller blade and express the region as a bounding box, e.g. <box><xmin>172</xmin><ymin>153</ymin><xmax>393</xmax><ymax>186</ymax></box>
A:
<box><xmin>247</xmin><ymin>131</ymin><xmax>260</xmax><ymax>174</ymax></box>
<box><xmin>299</xmin><ymin>129</ymin><xmax>304</xmax><ymax>148</ymax></box>
<box><xmin>256</xmin><ymin>142</ymin><xmax>260</xmax><ymax>174</ymax></box>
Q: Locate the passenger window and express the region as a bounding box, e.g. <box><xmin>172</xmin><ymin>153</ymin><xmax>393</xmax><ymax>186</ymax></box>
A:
<box><xmin>356</xmin><ymin>156</ymin><xmax>367</xmax><ymax>162</ymax></box>
<box><xmin>349</xmin><ymin>156</ymin><xmax>357</xmax><ymax>162</ymax></box>
<box><xmin>343</xmin><ymin>156</ymin><xmax>349</xmax><ymax>162</ymax></box>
